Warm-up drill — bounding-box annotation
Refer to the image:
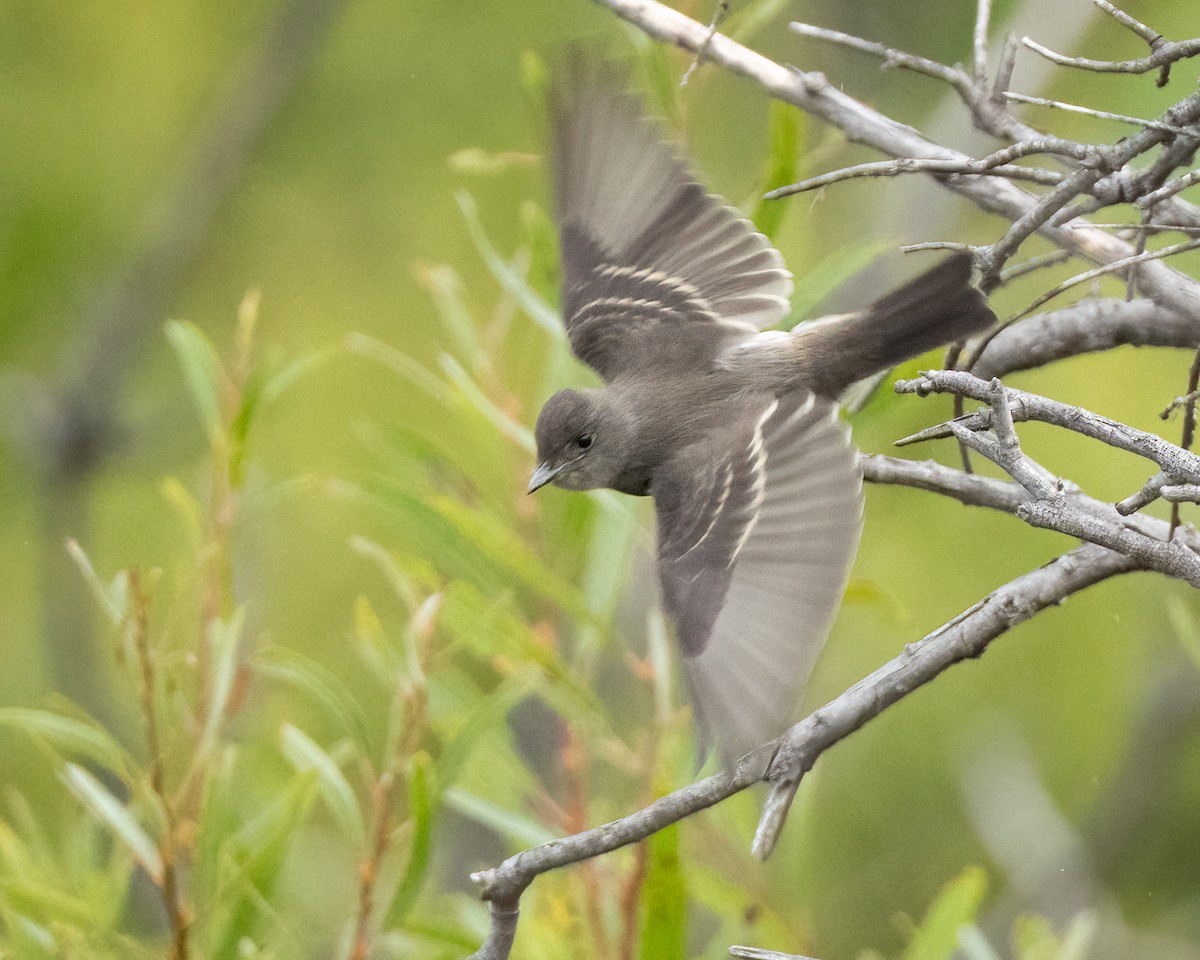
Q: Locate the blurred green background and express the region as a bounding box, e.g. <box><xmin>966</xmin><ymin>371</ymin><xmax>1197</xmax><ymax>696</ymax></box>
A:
<box><xmin>2</xmin><ymin>0</ymin><xmax>1200</xmax><ymax>957</ymax></box>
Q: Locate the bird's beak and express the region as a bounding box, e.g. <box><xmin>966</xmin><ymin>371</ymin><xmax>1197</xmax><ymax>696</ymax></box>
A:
<box><xmin>527</xmin><ymin>461</ymin><xmax>562</xmax><ymax>494</ymax></box>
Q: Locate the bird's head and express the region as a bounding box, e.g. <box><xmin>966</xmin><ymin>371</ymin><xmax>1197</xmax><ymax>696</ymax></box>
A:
<box><xmin>529</xmin><ymin>388</ymin><xmax>626</xmax><ymax>493</ymax></box>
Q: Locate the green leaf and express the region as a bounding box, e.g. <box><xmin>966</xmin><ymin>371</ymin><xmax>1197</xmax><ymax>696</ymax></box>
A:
<box><xmin>446</xmin><ymin>148</ymin><xmax>539</xmax><ymax>176</ymax></box>
<box><xmin>437</xmin><ymin>673</ymin><xmax>537</xmax><ymax>790</ymax></box>
<box><xmin>61</xmin><ymin>765</ymin><xmax>162</xmax><ymax>885</ymax></box>
<box><xmin>159</xmin><ymin>476</ymin><xmax>205</xmax><ymax>552</ymax></box>
<box><xmin>208</xmin><ymin>773</ymin><xmax>320</xmax><ymax>957</ymax></box>
<box><xmin>165</xmin><ymin>319</ymin><xmax>225</xmax><ymax>444</ymax></box>
<box><xmin>639</xmin><ymin>824</ymin><xmax>686</xmax><ymax>960</ymax></box>
<box><xmin>198</xmin><ymin>609</ymin><xmax>246</xmax><ymax>759</ymax></box>
<box><xmin>457</xmin><ymin>191</ymin><xmax>562</xmax><ymax>336</ymax></box>
<box><xmin>259</xmin><ymin>343</ymin><xmax>340</xmax><ymax>406</ymax></box>
<box><xmin>518</xmin><ymin>200</ymin><xmax>560</xmax><ymax>308</ymax></box>
<box><xmin>442</xmin><ymin>787</ymin><xmax>555</xmax><ymax>848</ymax></box>
<box><xmin>901</xmin><ymin>866</ymin><xmax>987</xmax><ymax>960</ymax></box>
<box><xmin>0</xmin><ymin>907</ymin><xmax>56</xmax><ymax>956</ymax></box>
<box><xmin>1</xmin><ymin>876</ymin><xmax>105</xmax><ymax>930</ymax></box>
<box><xmin>256</xmin><ymin>647</ymin><xmax>373</xmax><ymax>751</ymax></box>
<box><xmin>440</xmin><ymin>353</ymin><xmax>534</xmax><ymax>453</ymax></box>
<box><xmin>389</xmin><ymin>752</ymin><xmax>436</xmax><ymax>925</ymax></box>
<box><xmin>751</xmin><ymin>100</ymin><xmax>801</xmax><ymax>239</ymax></box>
<box><xmin>64</xmin><ymin>540</ymin><xmax>128</xmax><ymax>625</ymax></box>
<box><xmin>417</xmin><ymin>263</ymin><xmax>486</xmax><ymax>371</ymax></box>
<box><xmin>783</xmin><ymin>240</ymin><xmax>896</xmax><ymax>330</ymax></box>
<box><xmin>1012</xmin><ymin>911</ymin><xmax>1096</xmax><ymax>960</ymax></box>
<box><xmin>430</xmin><ymin>495</ymin><xmax>589</xmax><ymax>617</ymax></box>
<box><xmin>228</xmin><ymin>363</ymin><xmax>265</xmax><ymax>486</ymax></box>
<box><xmin>346</xmin><ymin>332</ymin><xmax>452</xmax><ymax>403</ymax></box>
<box><xmin>280</xmin><ymin>724</ymin><xmax>366</xmax><ymax>848</ymax></box>
<box><xmin>574</xmin><ymin>490</ymin><xmax>639</xmax><ymax>655</ymax></box>
<box><xmin>0</xmin><ymin>708</ymin><xmax>131</xmax><ymax>776</ymax></box>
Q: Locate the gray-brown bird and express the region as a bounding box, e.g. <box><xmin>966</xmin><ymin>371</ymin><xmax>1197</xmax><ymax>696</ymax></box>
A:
<box><xmin>528</xmin><ymin>62</ymin><xmax>995</xmax><ymax>764</ymax></box>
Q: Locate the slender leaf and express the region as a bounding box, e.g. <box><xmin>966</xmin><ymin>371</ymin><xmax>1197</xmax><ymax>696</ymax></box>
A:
<box><xmin>256</xmin><ymin>647</ymin><xmax>373</xmax><ymax>749</ymax></box>
<box><xmin>751</xmin><ymin>100</ymin><xmax>801</xmax><ymax>239</ymax></box>
<box><xmin>457</xmin><ymin>191</ymin><xmax>561</xmax><ymax>336</ymax></box>
<box><xmin>442</xmin><ymin>788</ymin><xmax>555</xmax><ymax>848</ymax></box>
<box><xmin>260</xmin><ymin>343</ymin><xmax>340</xmax><ymax>405</ymax></box>
<box><xmin>901</xmin><ymin>866</ymin><xmax>987</xmax><ymax>960</ymax></box>
<box><xmin>389</xmin><ymin>752</ymin><xmax>435</xmax><ymax>925</ymax></box>
<box><xmin>346</xmin><ymin>332</ymin><xmax>452</xmax><ymax>403</ymax></box>
<box><xmin>280</xmin><ymin>724</ymin><xmax>366</xmax><ymax>848</ymax></box>
<box><xmin>159</xmin><ymin>476</ymin><xmax>205</xmax><ymax>552</ymax></box>
<box><xmin>0</xmin><ymin>708</ymin><xmax>131</xmax><ymax>775</ymax></box>
<box><xmin>518</xmin><ymin>199</ymin><xmax>559</xmax><ymax>307</ymax></box>
<box><xmin>431</xmin><ymin>494</ymin><xmax>589</xmax><ymax>617</ymax></box>
<box><xmin>436</xmin><ymin>673</ymin><xmax>537</xmax><ymax>790</ymax></box>
<box><xmin>440</xmin><ymin>353</ymin><xmax>534</xmax><ymax>453</ymax></box>
<box><xmin>639</xmin><ymin>823</ymin><xmax>686</xmax><ymax>960</ymax></box>
<box><xmin>728</xmin><ymin>0</ymin><xmax>789</xmax><ymax>42</ymax></box>
<box><xmin>208</xmin><ymin>773</ymin><xmax>319</xmax><ymax>958</ymax></box>
<box><xmin>165</xmin><ymin>319</ymin><xmax>225</xmax><ymax>443</ymax></box>
<box><xmin>64</xmin><ymin>540</ymin><xmax>128</xmax><ymax>625</ymax></box>
<box><xmin>198</xmin><ymin>608</ymin><xmax>246</xmax><ymax>758</ymax></box>
<box><xmin>61</xmin><ymin>765</ymin><xmax>162</xmax><ymax>885</ymax></box>
<box><xmin>417</xmin><ymin>263</ymin><xmax>486</xmax><ymax>371</ymax></box>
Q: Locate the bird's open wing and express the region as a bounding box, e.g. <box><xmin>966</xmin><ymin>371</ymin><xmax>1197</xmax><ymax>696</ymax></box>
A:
<box><xmin>655</xmin><ymin>393</ymin><xmax>863</xmax><ymax>764</ymax></box>
<box><xmin>550</xmin><ymin>60</ymin><xmax>792</xmax><ymax>381</ymax></box>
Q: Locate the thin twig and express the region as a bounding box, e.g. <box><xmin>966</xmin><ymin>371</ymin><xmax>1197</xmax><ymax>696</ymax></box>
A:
<box><xmin>973</xmin><ymin>0</ymin><xmax>992</xmax><ymax>88</ymax></box>
<box><xmin>894</xmin><ymin>370</ymin><xmax>1200</xmax><ymax>485</ymax></box>
<box><xmin>1092</xmin><ymin>0</ymin><xmax>1161</xmax><ymax>47</ymax></box>
<box><xmin>1003</xmin><ymin>91</ymin><xmax>1197</xmax><ymax>135</ymax></box>
<box><xmin>1021</xmin><ymin>35</ymin><xmax>1200</xmax><ymax>78</ymax></box>
<box><xmin>129</xmin><ymin>571</ymin><xmax>190</xmax><ymax>960</ymax></box>
<box><xmin>595</xmin><ymin>0</ymin><xmax>1200</xmax><ymax>321</ymax></box>
<box><xmin>789</xmin><ymin>21</ymin><xmax>968</xmax><ymax>91</ymax></box>
<box><xmin>1068</xmin><ymin>223</ymin><xmax>1200</xmax><ymax>235</ymax></box>
<box><xmin>680</xmin><ymin>0</ymin><xmax>729</xmax><ymax>85</ymax></box>
<box><xmin>1162</xmin><ymin>484</ymin><xmax>1200</xmax><ymax>503</ymax></box>
<box><xmin>1137</xmin><ymin>170</ymin><xmax>1200</xmax><ymax>210</ymax></box>
<box><xmin>1002</xmin><ymin>237</ymin><xmax>1200</xmax><ymax>326</ymax></box>
<box><xmin>1171</xmin><ymin>348</ymin><xmax>1200</xmax><ymax>534</ymax></box>
<box><xmin>764</xmin><ymin>155</ymin><xmax>1062</xmax><ymax>199</ymax></box>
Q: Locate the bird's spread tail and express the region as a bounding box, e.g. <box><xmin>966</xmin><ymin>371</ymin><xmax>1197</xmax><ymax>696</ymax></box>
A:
<box><xmin>724</xmin><ymin>253</ymin><xmax>996</xmax><ymax>399</ymax></box>
<box><xmin>854</xmin><ymin>252</ymin><xmax>994</xmax><ymax>367</ymax></box>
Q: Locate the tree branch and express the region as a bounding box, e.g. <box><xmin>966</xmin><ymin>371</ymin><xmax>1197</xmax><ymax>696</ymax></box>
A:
<box><xmin>754</xmin><ymin>541</ymin><xmax>1135</xmax><ymax>856</ymax></box>
<box><xmin>895</xmin><ymin>370</ymin><xmax>1200</xmax><ymax>484</ymax></box>
<box><xmin>590</xmin><ymin>0</ymin><xmax>1200</xmax><ymax>320</ymax></box>
<box><xmin>467</xmin><ymin>531</ymin><xmax>1139</xmax><ymax>956</ymax></box>
<box><xmin>970</xmin><ymin>298</ymin><xmax>1199</xmax><ymax>380</ymax></box>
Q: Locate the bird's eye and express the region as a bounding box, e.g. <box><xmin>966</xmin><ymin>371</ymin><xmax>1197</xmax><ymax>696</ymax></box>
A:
<box><xmin>576</xmin><ymin>433</ymin><xmax>594</xmax><ymax>450</ymax></box>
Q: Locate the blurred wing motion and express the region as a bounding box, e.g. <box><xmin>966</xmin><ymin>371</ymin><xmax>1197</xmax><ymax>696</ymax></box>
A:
<box><xmin>550</xmin><ymin>60</ymin><xmax>792</xmax><ymax>381</ymax></box>
<box><xmin>655</xmin><ymin>393</ymin><xmax>864</xmax><ymax>763</ymax></box>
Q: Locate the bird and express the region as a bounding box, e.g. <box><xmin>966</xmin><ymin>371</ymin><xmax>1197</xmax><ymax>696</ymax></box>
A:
<box><xmin>527</xmin><ymin>59</ymin><xmax>996</xmax><ymax>765</ymax></box>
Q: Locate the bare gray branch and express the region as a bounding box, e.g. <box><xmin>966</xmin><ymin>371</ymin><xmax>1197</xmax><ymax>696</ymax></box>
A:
<box><xmin>755</xmin><ymin>541</ymin><xmax>1136</xmax><ymax>858</ymax></box>
<box><xmin>970</xmin><ymin>299</ymin><xmax>1200</xmax><ymax>381</ymax></box>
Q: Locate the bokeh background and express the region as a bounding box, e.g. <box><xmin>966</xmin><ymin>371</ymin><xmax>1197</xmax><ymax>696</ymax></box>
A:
<box><xmin>2</xmin><ymin>0</ymin><xmax>1199</xmax><ymax>957</ymax></box>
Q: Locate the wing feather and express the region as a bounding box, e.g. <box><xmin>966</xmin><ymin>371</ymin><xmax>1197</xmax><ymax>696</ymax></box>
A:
<box><xmin>680</xmin><ymin>394</ymin><xmax>864</xmax><ymax>763</ymax></box>
<box><xmin>551</xmin><ymin>59</ymin><xmax>792</xmax><ymax>380</ymax></box>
